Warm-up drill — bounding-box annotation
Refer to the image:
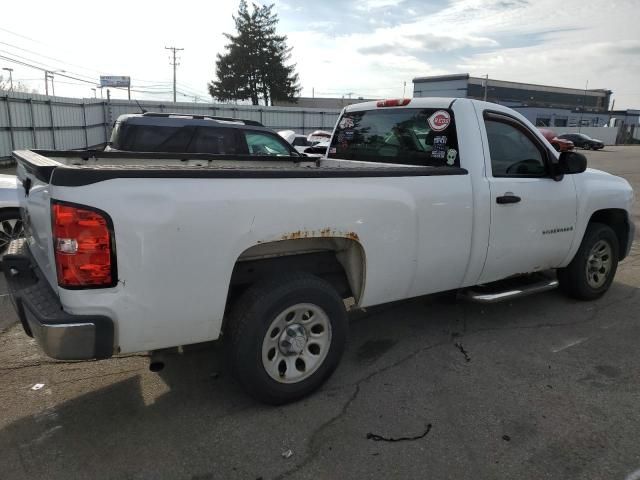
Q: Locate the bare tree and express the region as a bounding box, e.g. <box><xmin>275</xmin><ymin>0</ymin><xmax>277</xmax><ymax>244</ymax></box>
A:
<box><xmin>0</xmin><ymin>75</ymin><xmax>38</xmax><ymax>93</ymax></box>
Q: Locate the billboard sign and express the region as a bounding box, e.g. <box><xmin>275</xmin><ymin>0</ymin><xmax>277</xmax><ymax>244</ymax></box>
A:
<box><xmin>100</xmin><ymin>76</ymin><xmax>130</xmax><ymax>88</ymax></box>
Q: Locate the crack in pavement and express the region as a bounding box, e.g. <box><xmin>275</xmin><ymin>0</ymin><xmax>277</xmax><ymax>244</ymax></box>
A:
<box><xmin>366</xmin><ymin>423</ymin><xmax>432</xmax><ymax>443</ymax></box>
<box><xmin>272</xmin><ymin>289</ymin><xmax>640</xmax><ymax>478</ymax></box>
<box><xmin>454</xmin><ymin>343</ymin><xmax>471</xmax><ymax>362</ymax></box>
<box><xmin>273</xmin><ymin>383</ymin><xmax>361</xmax><ymax>480</ymax></box>
<box><xmin>274</xmin><ymin>338</ymin><xmax>450</xmax><ymax>479</ymax></box>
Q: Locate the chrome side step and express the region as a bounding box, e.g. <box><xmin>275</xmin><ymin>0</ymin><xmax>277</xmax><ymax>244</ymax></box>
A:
<box><xmin>460</xmin><ymin>276</ymin><xmax>559</xmax><ymax>304</ymax></box>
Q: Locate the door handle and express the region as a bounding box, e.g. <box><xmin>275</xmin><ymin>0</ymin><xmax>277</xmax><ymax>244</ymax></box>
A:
<box><xmin>496</xmin><ymin>193</ymin><xmax>521</xmax><ymax>204</ymax></box>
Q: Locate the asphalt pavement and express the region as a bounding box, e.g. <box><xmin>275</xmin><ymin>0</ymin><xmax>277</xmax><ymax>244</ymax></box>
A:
<box><xmin>1</xmin><ymin>147</ymin><xmax>639</xmax><ymax>480</ymax></box>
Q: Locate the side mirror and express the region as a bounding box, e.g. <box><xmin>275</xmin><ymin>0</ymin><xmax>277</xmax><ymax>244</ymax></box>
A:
<box><xmin>557</xmin><ymin>151</ymin><xmax>587</xmax><ymax>175</ymax></box>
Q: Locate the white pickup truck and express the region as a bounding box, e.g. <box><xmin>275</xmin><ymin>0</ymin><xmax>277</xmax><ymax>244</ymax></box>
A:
<box><xmin>3</xmin><ymin>98</ymin><xmax>635</xmax><ymax>404</ymax></box>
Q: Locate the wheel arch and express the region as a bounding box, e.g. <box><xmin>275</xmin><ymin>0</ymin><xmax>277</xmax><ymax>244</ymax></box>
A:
<box><xmin>227</xmin><ymin>237</ymin><xmax>367</xmax><ymax>309</ymax></box>
<box><xmin>588</xmin><ymin>208</ymin><xmax>632</xmax><ymax>259</ymax></box>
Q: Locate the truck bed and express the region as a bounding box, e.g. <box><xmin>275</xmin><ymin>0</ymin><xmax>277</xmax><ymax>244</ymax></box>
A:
<box><xmin>14</xmin><ymin>149</ymin><xmax>468</xmax><ymax>186</ymax></box>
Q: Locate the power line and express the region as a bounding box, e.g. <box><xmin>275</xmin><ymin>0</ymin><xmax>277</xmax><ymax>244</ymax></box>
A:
<box><xmin>165</xmin><ymin>46</ymin><xmax>184</xmax><ymax>103</ymax></box>
<box><xmin>0</xmin><ymin>49</ymin><xmax>98</xmax><ymax>85</ymax></box>
<box><xmin>1</xmin><ymin>29</ymin><xmax>184</xmax><ymax>87</ymax></box>
<box><xmin>0</xmin><ymin>40</ymin><xmax>104</xmax><ymax>78</ymax></box>
<box><xmin>0</xmin><ymin>26</ymin><xmax>47</xmax><ymax>45</ymax></box>
<box><xmin>2</xmin><ymin>28</ymin><xmax>212</xmax><ymax>101</ymax></box>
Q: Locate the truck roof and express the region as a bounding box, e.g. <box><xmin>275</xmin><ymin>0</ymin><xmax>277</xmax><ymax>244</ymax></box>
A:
<box><xmin>344</xmin><ymin>97</ymin><xmax>458</xmax><ymax>112</ymax></box>
<box><xmin>115</xmin><ymin>112</ymin><xmax>266</xmax><ymax>130</ymax></box>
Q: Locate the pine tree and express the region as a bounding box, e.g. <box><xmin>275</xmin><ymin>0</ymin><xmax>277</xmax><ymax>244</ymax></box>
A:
<box><xmin>209</xmin><ymin>1</ymin><xmax>300</xmax><ymax>105</ymax></box>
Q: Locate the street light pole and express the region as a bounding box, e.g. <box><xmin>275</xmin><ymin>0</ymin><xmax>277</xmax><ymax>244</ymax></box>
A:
<box><xmin>2</xmin><ymin>67</ymin><xmax>13</xmax><ymax>91</ymax></box>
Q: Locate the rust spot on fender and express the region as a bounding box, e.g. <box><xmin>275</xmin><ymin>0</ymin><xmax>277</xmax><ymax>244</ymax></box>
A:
<box><xmin>279</xmin><ymin>228</ymin><xmax>360</xmax><ymax>242</ymax></box>
<box><xmin>346</xmin><ymin>231</ymin><xmax>359</xmax><ymax>241</ymax></box>
<box><xmin>280</xmin><ymin>230</ymin><xmax>310</xmax><ymax>240</ymax></box>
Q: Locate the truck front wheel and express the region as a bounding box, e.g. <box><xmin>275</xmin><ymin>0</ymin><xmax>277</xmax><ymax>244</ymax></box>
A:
<box><xmin>557</xmin><ymin>223</ymin><xmax>619</xmax><ymax>300</ymax></box>
<box><xmin>226</xmin><ymin>272</ymin><xmax>348</xmax><ymax>404</ymax></box>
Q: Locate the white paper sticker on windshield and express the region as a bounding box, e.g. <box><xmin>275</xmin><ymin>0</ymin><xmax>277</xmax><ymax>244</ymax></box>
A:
<box><xmin>339</xmin><ymin>117</ymin><xmax>354</xmax><ymax>129</ymax></box>
<box><xmin>428</xmin><ymin>110</ymin><xmax>451</xmax><ymax>132</ymax></box>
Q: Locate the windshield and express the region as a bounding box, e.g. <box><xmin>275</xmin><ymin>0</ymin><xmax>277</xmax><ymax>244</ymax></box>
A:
<box><xmin>328</xmin><ymin>108</ymin><xmax>460</xmax><ymax>167</ymax></box>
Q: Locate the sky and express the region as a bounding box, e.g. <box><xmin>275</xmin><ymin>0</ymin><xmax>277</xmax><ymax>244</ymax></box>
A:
<box><xmin>0</xmin><ymin>0</ymin><xmax>638</xmax><ymax>108</ymax></box>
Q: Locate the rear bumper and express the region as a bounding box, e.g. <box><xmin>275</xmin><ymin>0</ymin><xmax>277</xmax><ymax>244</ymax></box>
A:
<box><xmin>2</xmin><ymin>239</ymin><xmax>114</xmax><ymax>360</ymax></box>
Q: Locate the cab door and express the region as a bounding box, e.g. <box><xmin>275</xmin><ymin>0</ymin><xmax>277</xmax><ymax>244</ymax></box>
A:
<box><xmin>478</xmin><ymin>111</ymin><xmax>578</xmax><ymax>284</ymax></box>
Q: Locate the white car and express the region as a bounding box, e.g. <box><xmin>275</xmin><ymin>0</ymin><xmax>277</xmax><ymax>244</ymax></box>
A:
<box><xmin>4</xmin><ymin>97</ymin><xmax>635</xmax><ymax>404</ymax></box>
<box><xmin>0</xmin><ymin>174</ymin><xmax>22</xmax><ymax>258</ymax></box>
<box><xmin>278</xmin><ymin>130</ymin><xmax>316</xmax><ymax>154</ymax></box>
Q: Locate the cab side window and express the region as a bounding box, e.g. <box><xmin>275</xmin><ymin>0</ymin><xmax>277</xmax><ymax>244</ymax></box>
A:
<box><xmin>485</xmin><ymin>119</ymin><xmax>547</xmax><ymax>177</ymax></box>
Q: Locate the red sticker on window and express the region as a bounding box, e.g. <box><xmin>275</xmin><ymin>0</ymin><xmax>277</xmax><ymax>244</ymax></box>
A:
<box><xmin>428</xmin><ymin>110</ymin><xmax>451</xmax><ymax>132</ymax></box>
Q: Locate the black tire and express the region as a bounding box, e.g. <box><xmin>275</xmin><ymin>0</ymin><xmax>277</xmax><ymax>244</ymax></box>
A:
<box><xmin>0</xmin><ymin>208</ymin><xmax>24</xmax><ymax>259</ymax></box>
<box><xmin>557</xmin><ymin>223</ymin><xmax>619</xmax><ymax>300</ymax></box>
<box><xmin>226</xmin><ymin>272</ymin><xmax>348</xmax><ymax>405</ymax></box>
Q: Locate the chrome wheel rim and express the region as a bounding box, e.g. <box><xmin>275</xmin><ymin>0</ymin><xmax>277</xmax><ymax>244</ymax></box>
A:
<box><xmin>0</xmin><ymin>217</ymin><xmax>24</xmax><ymax>256</ymax></box>
<box><xmin>586</xmin><ymin>239</ymin><xmax>612</xmax><ymax>289</ymax></box>
<box><xmin>261</xmin><ymin>303</ymin><xmax>332</xmax><ymax>384</ymax></box>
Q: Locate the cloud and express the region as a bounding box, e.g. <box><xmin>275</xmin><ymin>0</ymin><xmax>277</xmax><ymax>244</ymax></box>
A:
<box><xmin>359</xmin><ymin>32</ymin><xmax>498</xmax><ymax>55</ymax></box>
<box><xmin>3</xmin><ymin>0</ymin><xmax>638</xmax><ymax>108</ymax></box>
<box><xmin>355</xmin><ymin>0</ymin><xmax>402</xmax><ymax>10</ymax></box>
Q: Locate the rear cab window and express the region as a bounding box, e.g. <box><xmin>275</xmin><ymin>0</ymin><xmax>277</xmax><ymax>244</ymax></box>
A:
<box><xmin>328</xmin><ymin>108</ymin><xmax>460</xmax><ymax>167</ymax></box>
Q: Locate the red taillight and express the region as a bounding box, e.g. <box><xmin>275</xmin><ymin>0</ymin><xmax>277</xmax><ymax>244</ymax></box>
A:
<box><xmin>51</xmin><ymin>201</ymin><xmax>115</xmax><ymax>288</ymax></box>
<box><xmin>376</xmin><ymin>98</ymin><xmax>411</xmax><ymax>107</ymax></box>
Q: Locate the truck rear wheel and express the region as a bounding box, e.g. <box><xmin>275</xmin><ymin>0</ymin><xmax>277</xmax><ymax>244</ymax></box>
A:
<box><xmin>557</xmin><ymin>222</ymin><xmax>619</xmax><ymax>300</ymax></box>
<box><xmin>0</xmin><ymin>209</ymin><xmax>24</xmax><ymax>260</ymax></box>
<box><xmin>226</xmin><ymin>272</ymin><xmax>348</xmax><ymax>404</ymax></box>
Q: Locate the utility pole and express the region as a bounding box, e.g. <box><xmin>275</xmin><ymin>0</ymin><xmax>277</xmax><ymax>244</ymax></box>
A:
<box><xmin>483</xmin><ymin>74</ymin><xmax>488</xmax><ymax>102</ymax></box>
<box><xmin>45</xmin><ymin>72</ymin><xmax>56</xmax><ymax>96</ymax></box>
<box><xmin>403</xmin><ymin>81</ymin><xmax>406</xmax><ymax>98</ymax></box>
<box><xmin>2</xmin><ymin>67</ymin><xmax>13</xmax><ymax>91</ymax></box>
<box><xmin>165</xmin><ymin>46</ymin><xmax>184</xmax><ymax>103</ymax></box>
<box><xmin>91</xmin><ymin>88</ymin><xmax>97</xmax><ymax>98</ymax></box>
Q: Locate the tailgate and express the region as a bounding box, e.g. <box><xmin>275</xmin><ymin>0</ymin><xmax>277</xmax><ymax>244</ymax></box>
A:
<box><xmin>13</xmin><ymin>150</ymin><xmax>60</xmax><ymax>289</ymax></box>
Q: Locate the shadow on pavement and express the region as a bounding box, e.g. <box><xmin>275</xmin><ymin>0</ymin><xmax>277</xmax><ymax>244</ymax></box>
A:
<box><xmin>1</xmin><ymin>279</ymin><xmax>640</xmax><ymax>480</ymax></box>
